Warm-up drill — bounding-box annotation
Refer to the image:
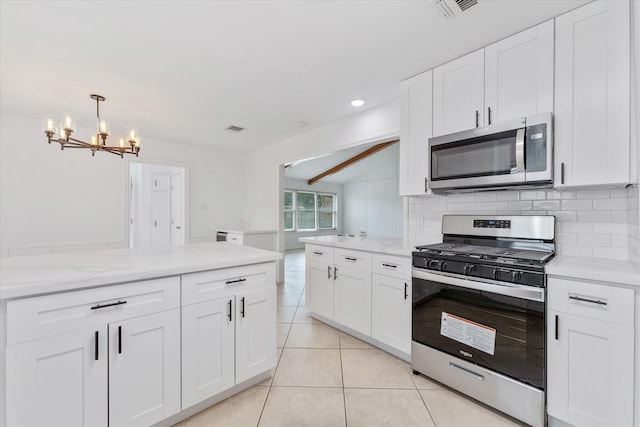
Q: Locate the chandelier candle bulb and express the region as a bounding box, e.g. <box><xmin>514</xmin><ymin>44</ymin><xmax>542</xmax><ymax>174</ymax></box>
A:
<box><xmin>62</xmin><ymin>114</ymin><xmax>74</xmax><ymax>132</ymax></box>
<box><xmin>44</xmin><ymin>117</ymin><xmax>56</xmax><ymax>133</ymax></box>
<box><xmin>118</xmin><ymin>137</ymin><xmax>125</xmax><ymax>148</ymax></box>
<box><xmin>98</xmin><ymin>119</ymin><xmax>108</xmax><ymax>135</ymax></box>
<box><xmin>90</xmin><ymin>134</ymin><xmax>98</xmax><ymax>146</ymax></box>
<box><xmin>127</xmin><ymin>127</ymin><xmax>137</xmax><ymax>143</ymax></box>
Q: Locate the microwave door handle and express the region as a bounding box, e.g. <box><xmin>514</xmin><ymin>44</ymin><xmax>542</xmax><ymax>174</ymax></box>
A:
<box><xmin>515</xmin><ymin>128</ymin><xmax>525</xmax><ymax>173</ymax></box>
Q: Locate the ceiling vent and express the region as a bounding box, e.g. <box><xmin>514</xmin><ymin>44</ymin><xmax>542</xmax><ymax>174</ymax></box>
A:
<box><xmin>433</xmin><ymin>0</ymin><xmax>478</xmax><ymax>18</ymax></box>
<box><xmin>226</xmin><ymin>125</ymin><xmax>244</xmax><ymax>132</ymax></box>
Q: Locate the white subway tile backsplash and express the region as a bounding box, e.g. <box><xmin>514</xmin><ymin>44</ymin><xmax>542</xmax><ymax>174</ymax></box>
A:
<box><xmin>560</xmin><ymin>199</ymin><xmax>592</xmax><ymax>211</ymax></box>
<box><xmin>577</xmin><ymin>189</ymin><xmax>611</xmax><ymax>199</ymax></box>
<box><xmin>577</xmin><ymin>211</ymin><xmax>611</xmax><ymax>222</ymax></box>
<box><xmin>532</xmin><ymin>200</ymin><xmax>561</xmax><ymax>211</ymax></box>
<box><xmin>520</xmin><ymin>190</ymin><xmax>547</xmax><ymax>201</ymax></box>
<box><xmin>557</xmin><ymin>244</ymin><xmax>593</xmax><ymax>257</ymax></box>
<box><xmin>576</xmin><ymin>233</ymin><xmax>611</xmax><ymax>247</ymax></box>
<box><xmin>496</xmin><ymin>192</ymin><xmax>520</xmax><ymax>201</ymax></box>
<box><xmin>409</xmin><ymin>186</ymin><xmax>635</xmax><ymax>261</ymax></box>
<box><xmin>593</xmin><ymin>223</ymin><xmax>628</xmax><ymax>235</ymax></box>
<box><xmin>507</xmin><ymin>201</ymin><xmax>532</xmax><ymax>210</ymax></box>
<box><xmin>593</xmin><ymin>198</ymin><xmax>627</xmax><ymax>211</ymax></box>
<box><xmin>561</xmin><ymin>222</ymin><xmax>593</xmax><ymax>233</ymax></box>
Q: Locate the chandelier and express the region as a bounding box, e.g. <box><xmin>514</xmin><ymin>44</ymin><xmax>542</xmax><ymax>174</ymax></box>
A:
<box><xmin>44</xmin><ymin>94</ymin><xmax>141</xmax><ymax>158</ymax></box>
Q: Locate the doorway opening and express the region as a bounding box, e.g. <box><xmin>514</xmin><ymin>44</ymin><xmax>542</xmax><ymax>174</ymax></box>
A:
<box><xmin>129</xmin><ymin>162</ymin><xmax>186</xmax><ymax>249</ymax></box>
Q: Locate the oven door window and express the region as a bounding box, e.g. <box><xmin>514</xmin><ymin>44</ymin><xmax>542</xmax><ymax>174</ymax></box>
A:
<box><xmin>431</xmin><ymin>129</ymin><xmax>519</xmax><ymax>181</ymax></box>
<box><xmin>412</xmin><ymin>277</ymin><xmax>544</xmax><ymax>390</ymax></box>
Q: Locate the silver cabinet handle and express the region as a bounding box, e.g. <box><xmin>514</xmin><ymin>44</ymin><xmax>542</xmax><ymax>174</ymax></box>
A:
<box><xmin>327</xmin><ymin>265</ymin><xmax>331</xmax><ymax>279</ymax></box>
<box><xmin>424</xmin><ymin>177</ymin><xmax>428</xmax><ymax>193</ymax></box>
<box><xmin>345</xmin><ymin>257</ymin><xmax>357</xmax><ymax>262</ymax></box>
<box><xmin>514</xmin><ymin>128</ymin><xmax>525</xmax><ymax>173</ymax></box>
<box><xmin>475</xmin><ymin>110</ymin><xmax>479</xmax><ymax>128</ymax></box>
<box><xmin>382</xmin><ymin>263</ymin><xmax>397</xmax><ymax>269</ymax></box>
<box><xmin>313</xmin><ymin>251</ymin><xmax>323</xmax><ymax>255</ymax></box>
<box><xmin>569</xmin><ymin>295</ymin><xmax>607</xmax><ymax>306</ymax></box>
<box><xmin>334</xmin><ymin>267</ymin><xmax>338</xmax><ymax>280</ymax></box>
<box><xmin>561</xmin><ymin>162</ymin><xmax>565</xmax><ymax>184</ymax></box>
<box><xmin>487</xmin><ymin>107</ymin><xmax>492</xmax><ymax>125</ymax></box>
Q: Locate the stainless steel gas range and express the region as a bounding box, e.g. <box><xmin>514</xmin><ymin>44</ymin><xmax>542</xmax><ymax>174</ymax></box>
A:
<box><xmin>411</xmin><ymin>215</ymin><xmax>555</xmax><ymax>427</ymax></box>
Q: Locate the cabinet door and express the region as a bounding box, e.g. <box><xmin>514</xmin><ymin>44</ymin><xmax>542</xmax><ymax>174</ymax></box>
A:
<box><xmin>399</xmin><ymin>70</ymin><xmax>433</xmax><ymax>196</ymax></box>
<box><xmin>433</xmin><ymin>49</ymin><xmax>484</xmax><ymax>136</ymax></box>
<box><xmin>109</xmin><ymin>309</ymin><xmax>181</xmax><ymax>427</ymax></box>
<box><xmin>554</xmin><ymin>0</ymin><xmax>630</xmax><ymax>187</ymax></box>
<box><xmin>306</xmin><ymin>258</ymin><xmax>334</xmax><ymax>319</ymax></box>
<box><xmin>485</xmin><ymin>20</ymin><xmax>554</xmax><ymax>123</ymax></box>
<box><xmin>182</xmin><ymin>297</ymin><xmax>235</xmax><ymax>408</ymax></box>
<box><xmin>371</xmin><ymin>274</ymin><xmax>411</xmax><ymax>355</ymax></box>
<box><xmin>6</xmin><ymin>326</ymin><xmax>108</xmax><ymax>427</ymax></box>
<box><xmin>547</xmin><ymin>310</ymin><xmax>634</xmax><ymax>427</ymax></box>
<box><xmin>333</xmin><ymin>265</ymin><xmax>371</xmax><ymax>336</ymax></box>
<box><xmin>236</xmin><ymin>286</ymin><xmax>277</xmax><ymax>383</ymax></box>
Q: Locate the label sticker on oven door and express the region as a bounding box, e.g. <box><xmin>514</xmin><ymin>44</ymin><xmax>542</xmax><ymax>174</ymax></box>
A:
<box><xmin>440</xmin><ymin>312</ymin><xmax>496</xmax><ymax>355</ymax></box>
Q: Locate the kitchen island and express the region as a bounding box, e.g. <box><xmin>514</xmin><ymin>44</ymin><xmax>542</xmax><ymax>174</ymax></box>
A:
<box><xmin>0</xmin><ymin>242</ymin><xmax>281</xmax><ymax>427</ymax></box>
<box><xmin>299</xmin><ymin>235</ymin><xmax>414</xmax><ymax>360</ymax></box>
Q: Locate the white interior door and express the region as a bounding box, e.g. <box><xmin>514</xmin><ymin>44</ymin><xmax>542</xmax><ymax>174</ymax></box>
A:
<box><xmin>151</xmin><ymin>172</ymin><xmax>171</xmax><ymax>248</ymax></box>
<box><xmin>170</xmin><ymin>170</ymin><xmax>184</xmax><ymax>246</ymax></box>
<box><xmin>130</xmin><ymin>163</ymin><xmax>186</xmax><ymax>248</ymax></box>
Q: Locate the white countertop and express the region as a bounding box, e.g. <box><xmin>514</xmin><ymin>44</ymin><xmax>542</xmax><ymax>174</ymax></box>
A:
<box><xmin>299</xmin><ymin>235</ymin><xmax>414</xmax><ymax>257</ymax></box>
<box><xmin>218</xmin><ymin>229</ymin><xmax>277</xmax><ymax>235</ymax></box>
<box><xmin>546</xmin><ymin>255</ymin><xmax>640</xmax><ymax>287</ymax></box>
<box><xmin>0</xmin><ymin>242</ymin><xmax>282</xmax><ymax>300</ymax></box>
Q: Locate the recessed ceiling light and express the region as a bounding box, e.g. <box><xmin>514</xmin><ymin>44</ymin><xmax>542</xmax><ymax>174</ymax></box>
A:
<box><xmin>350</xmin><ymin>99</ymin><xmax>365</xmax><ymax>107</ymax></box>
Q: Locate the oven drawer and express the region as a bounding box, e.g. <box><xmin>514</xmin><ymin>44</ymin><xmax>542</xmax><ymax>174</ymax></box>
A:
<box><xmin>547</xmin><ymin>277</ymin><xmax>634</xmax><ymax>326</ymax></box>
<box><xmin>334</xmin><ymin>248</ymin><xmax>371</xmax><ymax>271</ymax></box>
<box><xmin>372</xmin><ymin>253</ymin><xmax>411</xmax><ymax>279</ymax></box>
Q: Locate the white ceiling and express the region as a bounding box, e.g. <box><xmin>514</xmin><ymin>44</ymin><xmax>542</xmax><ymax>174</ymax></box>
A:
<box><xmin>0</xmin><ymin>0</ymin><xmax>589</xmax><ymax>152</ymax></box>
<box><xmin>285</xmin><ymin>140</ymin><xmax>398</xmax><ymax>184</ymax></box>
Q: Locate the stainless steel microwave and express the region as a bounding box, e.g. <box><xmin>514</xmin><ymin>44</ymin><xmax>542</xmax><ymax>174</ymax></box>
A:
<box><xmin>428</xmin><ymin>112</ymin><xmax>553</xmax><ymax>192</ymax></box>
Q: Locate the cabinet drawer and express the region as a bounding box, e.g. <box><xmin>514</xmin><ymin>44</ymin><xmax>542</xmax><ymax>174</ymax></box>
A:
<box><xmin>182</xmin><ymin>262</ymin><xmax>276</xmax><ymax>305</ymax></box>
<box><xmin>371</xmin><ymin>253</ymin><xmax>411</xmax><ymax>279</ymax></box>
<box><xmin>547</xmin><ymin>277</ymin><xmax>634</xmax><ymax>326</ymax></box>
<box><xmin>305</xmin><ymin>244</ymin><xmax>334</xmax><ymax>261</ymax></box>
<box><xmin>334</xmin><ymin>248</ymin><xmax>371</xmax><ymax>271</ymax></box>
<box><xmin>7</xmin><ymin>276</ymin><xmax>180</xmax><ymax>345</ymax></box>
<box><xmin>227</xmin><ymin>233</ymin><xmax>244</xmax><ymax>245</ymax></box>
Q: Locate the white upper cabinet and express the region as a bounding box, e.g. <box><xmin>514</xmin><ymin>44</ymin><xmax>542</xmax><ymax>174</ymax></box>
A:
<box><xmin>399</xmin><ymin>70</ymin><xmax>433</xmax><ymax>196</ymax></box>
<box><xmin>433</xmin><ymin>49</ymin><xmax>485</xmax><ymax>136</ymax></box>
<box><xmin>432</xmin><ymin>21</ymin><xmax>554</xmax><ymax>138</ymax></box>
<box><xmin>554</xmin><ymin>0</ymin><xmax>630</xmax><ymax>188</ymax></box>
<box><xmin>485</xmin><ymin>20</ymin><xmax>554</xmax><ymax>124</ymax></box>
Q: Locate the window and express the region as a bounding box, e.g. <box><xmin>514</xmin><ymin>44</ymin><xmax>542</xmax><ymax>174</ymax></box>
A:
<box><xmin>284</xmin><ymin>190</ymin><xmax>336</xmax><ymax>231</ymax></box>
<box><xmin>284</xmin><ymin>190</ymin><xmax>295</xmax><ymax>231</ymax></box>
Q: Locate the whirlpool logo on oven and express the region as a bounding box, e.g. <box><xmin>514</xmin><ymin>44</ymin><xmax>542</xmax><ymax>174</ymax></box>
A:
<box><xmin>459</xmin><ymin>350</ymin><xmax>473</xmax><ymax>358</ymax></box>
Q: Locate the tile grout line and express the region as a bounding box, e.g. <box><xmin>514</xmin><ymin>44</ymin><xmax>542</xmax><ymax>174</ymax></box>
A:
<box><xmin>338</xmin><ymin>328</ymin><xmax>348</xmax><ymax>427</ymax></box>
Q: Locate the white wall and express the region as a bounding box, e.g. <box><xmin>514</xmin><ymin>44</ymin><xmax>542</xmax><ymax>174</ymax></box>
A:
<box><xmin>244</xmin><ymin>100</ymin><xmax>401</xmax><ymax>278</ymax></box>
<box><xmin>0</xmin><ymin>111</ymin><xmax>245</xmax><ymax>256</ymax></box>
<box><xmin>343</xmin><ymin>144</ymin><xmax>402</xmax><ymax>238</ymax></box>
<box><xmin>283</xmin><ymin>177</ymin><xmax>344</xmax><ymax>250</ymax></box>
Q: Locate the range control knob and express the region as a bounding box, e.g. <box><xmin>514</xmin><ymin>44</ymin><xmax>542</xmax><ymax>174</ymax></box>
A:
<box><xmin>511</xmin><ymin>271</ymin><xmax>523</xmax><ymax>282</ymax></box>
<box><xmin>464</xmin><ymin>263</ymin><xmax>475</xmax><ymax>275</ymax></box>
<box><xmin>492</xmin><ymin>269</ymin><xmax>500</xmax><ymax>280</ymax></box>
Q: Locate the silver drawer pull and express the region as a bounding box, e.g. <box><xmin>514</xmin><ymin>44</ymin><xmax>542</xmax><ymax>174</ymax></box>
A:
<box><xmin>91</xmin><ymin>300</ymin><xmax>127</xmax><ymax>310</ymax></box>
<box><xmin>382</xmin><ymin>263</ymin><xmax>397</xmax><ymax>268</ymax></box>
<box><xmin>345</xmin><ymin>257</ymin><xmax>357</xmax><ymax>261</ymax></box>
<box><xmin>449</xmin><ymin>362</ymin><xmax>484</xmax><ymax>381</ymax></box>
<box><xmin>569</xmin><ymin>295</ymin><xmax>607</xmax><ymax>306</ymax></box>
<box><xmin>226</xmin><ymin>278</ymin><xmax>247</xmax><ymax>285</ymax></box>
<box><xmin>313</xmin><ymin>251</ymin><xmax>323</xmax><ymax>255</ymax></box>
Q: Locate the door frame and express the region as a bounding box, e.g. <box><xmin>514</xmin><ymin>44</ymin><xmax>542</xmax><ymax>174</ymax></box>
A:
<box><xmin>127</xmin><ymin>159</ymin><xmax>189</xmax><ymax>248</ymax></box>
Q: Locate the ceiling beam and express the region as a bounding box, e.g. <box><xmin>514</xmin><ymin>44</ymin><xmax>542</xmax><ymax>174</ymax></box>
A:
<box><xmin>307</xmin><ymin>139</ymin><xmax>398</xmax><ymax>185</ymax></box>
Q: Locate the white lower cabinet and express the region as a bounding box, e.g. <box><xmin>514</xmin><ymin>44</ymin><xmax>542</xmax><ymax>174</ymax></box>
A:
<box><xmin>547</xmin><ymin>277</ymin><xmax>635</xmax><ymax>427</ymax></box>
<box><xmin>334</xmin><ymin>264</ymin><xmax>371</xmax><ymax>336</ymax></box>
<box><xmin>305</xmin><ymin>244</ymin><xmax>411</xmax><ymax>357</ymax></box>
<box><xmin>371</xmin><ymin>273</ymin><xmax>411</xmax><ymax>355</ymax></box>
<box><xmin>6</xmin><ymin>326</ymin><xmax>108</xmax><ymax>427</ymax></box>
<box><xmin>182</xmin><ymin>297</ymin><xmax>235</xmax><ymax>408</ymax></box>
<box><xmin>181</xmin><ymin>262</ymin><xmax>277</xmax><ymax>409</ymax></box>
<box><xmin>235</xmin><ymin>287</ymin><xmax>277</xmax><ymax>383</ymax></box>
<box><xmin>109</xmin><ymin>309</ymin><xmax>181</xmax><ymax>427</ymax></box>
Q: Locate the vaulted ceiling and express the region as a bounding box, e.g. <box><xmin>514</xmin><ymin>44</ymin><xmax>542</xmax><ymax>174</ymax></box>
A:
<box><xmin>0</xmin><ymin>0</ymin><xmax>589</xmax><ymax>152</ymax></box>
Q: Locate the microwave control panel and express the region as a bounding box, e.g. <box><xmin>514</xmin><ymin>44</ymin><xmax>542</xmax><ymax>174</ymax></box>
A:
<box><xmin>525</xmin><ymin>123</ymin><xmax>547</xmax><ymax>172</ymax></box>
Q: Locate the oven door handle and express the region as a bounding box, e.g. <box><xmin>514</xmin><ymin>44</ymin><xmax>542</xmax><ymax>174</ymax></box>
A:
<box><xmin>412</xmin><ymin>268</ymin><xmax>544</xmax><ymax>303</ymax></box>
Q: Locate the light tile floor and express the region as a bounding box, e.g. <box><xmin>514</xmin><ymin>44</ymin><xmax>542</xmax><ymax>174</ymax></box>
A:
<box><xmin>174</xmin><ymin>249</ymin><xmax>525</xmax><ymax>427</ymax></box>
